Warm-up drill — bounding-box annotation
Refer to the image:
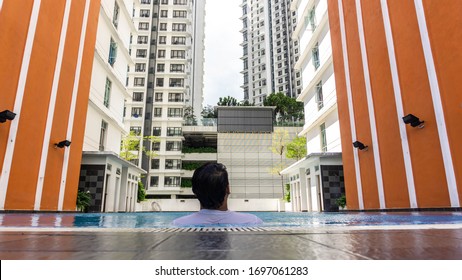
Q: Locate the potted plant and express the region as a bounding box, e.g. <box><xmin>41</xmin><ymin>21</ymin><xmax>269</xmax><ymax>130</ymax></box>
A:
<box><xmin>336</xmin><ymin>195</ymin><xmax>347</xmax><ymax>211</ymax></box>
<box><xmin>76</xmin><ymin>190</ymin><xmax>91</xmax><ymax>212</ymax></box>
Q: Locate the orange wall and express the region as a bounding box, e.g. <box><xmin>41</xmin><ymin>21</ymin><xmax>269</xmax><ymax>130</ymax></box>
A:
<box><xmin>0</xmin><ymin>0</ymin><xmax>100</xmax><ymax>211</ymax></box>
<box><xmin>328</xmin><ymin>0</ymin><xmax>460</xmax><ymax>209</ymax></box>
<box><xmin>327</xmin><ymin>0</ymin><xmax>359</xmax><ymax>209</ymax></box>
<box><xmin>422</xmin><ymin>0</ymin><xmax>462</xmax><ymax>203</ymax></box>
<box><xmin>0</xmin><ymin>1</ymin><xmax>34</xmax><ymax>174</ymax></box>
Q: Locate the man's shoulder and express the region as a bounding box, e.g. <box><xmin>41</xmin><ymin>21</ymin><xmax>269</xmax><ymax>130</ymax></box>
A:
<box><xmin>226</xmin><ymin>211</ymin><xmax>263</xmax><ymax>224</ymax></box>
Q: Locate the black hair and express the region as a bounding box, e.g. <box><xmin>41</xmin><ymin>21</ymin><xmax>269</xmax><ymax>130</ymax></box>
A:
<box><xmin>192</xmin><ymin>162</ymin><xmax>229</xmax><ymax>209</ymax></box>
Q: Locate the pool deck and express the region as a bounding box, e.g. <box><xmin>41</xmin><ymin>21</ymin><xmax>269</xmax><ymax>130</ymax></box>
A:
<box><xmin>1</xmin><ymin>224</ymin><xmax>462</xmax><ymax>259</ymax></box>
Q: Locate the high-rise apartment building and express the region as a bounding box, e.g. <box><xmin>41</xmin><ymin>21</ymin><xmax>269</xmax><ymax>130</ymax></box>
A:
<box><xmin>240</xmin><ymin>0</ymin><xmax>302</xmax><ymax>105</ymax></box>
<box><xmin>126</xmin><ymin>0</ymin><xmax>206</xmax><ymax>196</ymax></box>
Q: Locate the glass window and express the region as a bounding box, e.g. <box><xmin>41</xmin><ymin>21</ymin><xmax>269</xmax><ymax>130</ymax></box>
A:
<box><xmin>154</xmin><ymin>108</ymin><xmax>162</xmax><ymax>117</ymax></box>
<box><xmin>133</xmin><ymin>92</ymin><xmax>143</xmax><ymax>102</ymax></box>
<box><xmin>151</xmin><ymin>159</ymin><xmax>159</xmax><ymax>169</ymax></box>
<box><xmin>112</xmin><ymin>1</ymin><xmax>119</xmax><ymax>28</ymax></box>
<box><xmin>108</xmin><ymin>38</ymin><xmax>117</xmax><ymax>66</ymax></box>
<box><xmin>149</xmin><ymin>176</ymin><xmax>159</xmax><ymax>187</ymax></box>
<box><xmin>320</xmin><ymin>123</ymin><xmax>327</xmax><ymax>152</ymax></box>
<box><xmin>131</xmin><ymin>107</ymin><xmax>143</xmax><ymax>118</ymax></box>
<box><xmin>152</xmin><ymin>127</ymin><xmax>161</xmax><ymax>136</ymax></box>
<box><xmin>167</xmin><ymin>108</ymin><xmax>183</xmax><ymax>117</ymax></box>
<box><xmin>164</xmin><ymin>176</ymin><xmax>181</xmax><ymax>187</ymax></box>
<box><xmin>104</xmin><ymin>78</ymin><xmax>111</xmax><ymax>107</ymax></box>
<box><xmin>166</xmin><ymin>141</ymin><xmax>182</xmax><ymax>151</ymax></box>
<box><xmin>99</xmin><ymin>120</ymin><xmax>108</xmax><ymax>151</ymax></box>
<box><xmin>316</xmin><ymin>81</ymin><xmax>323</xmax><ymax>110</ymax></box>
<box><xmin>165</xmin><ymin>159</ymin><xmax>181</xmax><ymax>169</ymax></box>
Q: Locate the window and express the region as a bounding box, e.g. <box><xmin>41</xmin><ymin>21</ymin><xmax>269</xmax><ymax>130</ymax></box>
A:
<box><xmin>172</xmin><ymin>23</ymin><xmax>186</xmax><ymax>31</ymax></box>
<box><xmin>320</xmin><ymin>123</ymin><xmax>327</xmax><ymax>152</ymax></box>
<box><xmin>165</xmin><ymin>159</ymin><xmax>181</xmax><ymax>169</ymax></box>
<box><xmin>157</xmin><ymin>64</ymin><xmax>165</xmax><ymax>72</ymax></box>
<box><xmin>156</xmin><ymin>78</ymin><xmax>164</xmax><ymax>87</ymax></box>
<box><xmin>171</xmin><ymin>36</ymin><xmax>186</xmax><ymax>45</ymax></box>
<box><xmin>130</xmin><ymin>126</ymin><xmax>142</xmax><ymax>136</ymax></box>
<box><xmin>108</xmin><ymin>38</ymin><xmax>117</xmax><ymax>66</ymax></box>
<box><xmin>168</xmin><ymin>93</ymin><xmax>183</xmax><ymax>102</ymax></box>
<box><xmin>173</xmin><ymin>0</ymin><xmax>187</xmax><ymax>5</ymax></box>
<box><xmin>134</xmin><ymin>77</ymin><xmax>145</xmax><ymax>86</ymax></box>
<box><xmin>170</xmin><ymin>64</ymin><xmax>185</xmax><ymax>72</ymax></box>
<box><xmin>154</xmin><ymin>108</ymin><xmax>162</xmax><ymax>117</ymax></box>
<box><xmin>160</xmin><ymin>23</ymin><xmax>167</xmax><ymax>31</ymax></box>
<box><xmin>166</xmin><ymin>141</ymin><xmax>182</xmax><ymax>151</ymax></box>
<box><xmin>161</xmin><ymin>0</ymin><xmax>168</xmax><ymax>4</ymax></box>
<box><xmin>152</xmin><ymin>141</ymin><xmax>160</xmax><ymax>151</ymax></box>
<box><xmin>168</xmin><ymin>108</ymin><xmax>183</xmax><ymax>117</ymax></box>
<box><xmin>173</xmin><ymin>10</ymin><xmax>187</xmax><ymax>18</ymax></box>
<box><xmin>99</xmin><ymin>120</ymin><xmax>108</xmax><ymax>151</ymax></box>
<box><xmin>139</xmin><ymin>22</ymin><xmax>149</xmax><ymax>30</ymax></box>
<box><xmin>141</xmin><ymin>0</ymin><xmax>151</xmax><ymax>4</ymax></box>
<box><xmin>306</xmin><ymin>6</ymin><xmax>317</xmax><ymax>31</ymax></box>
<box><xmin>167</xmin><ymin>127</ymin><xmax>182</xmax><ymax>136</ymax></box>
<box><xmin>152</xmin><ymin>127</ymin><xmax>161</xmax><ymax>136</ymax></box>
<box><xmin>140</xmin><ymin>9</ymin><xmax>150</xmax><ymax>17</ymax></box>
<box><xmin>316</xmin><ymin>81</ymin><xmax>323</xmax><ymax>110</ymax></box>
<box><xmin>132</xmin><ymin>92</ymin><xmax>143</xmax><ymax>102</ymax></box>
<box><xmin>137</xmin><ymin>36</ymin><xmax>148</xmax><ymax>44</ymax></box>
<box><xmin>160</xmin><ymin>10</ymin><xmax>168</xmax><ymax>17</ymax></box>
<box><xmin>171</xmin><ymin>50</ymin><xmax>185</xmax><ymax>58</ymax></box>
<box><xmin>158</xmin><ymin>49</ymin><xmax>166</xmax><ymax>58</ymax></box>
<box><xmin>169</xmin><ymin>78</ymin><xmax>184</xmax><ymax>87</ymax></box>
<box><xmin>113</xmin><ymin>1</ymin><xmax>119</xmax><ymax>28</ymax></box>
<box><xmin>155</xmin><ymin>92</ymin><xmax>163</xmax><ymax>102</ymax></box>
<box><xmin>131</xmin><ymin>107</ymin><xmax>143</xmax><ymax>118</ymax></box>
<box><xmin>164</xmin><ymin>176</ymin><xmax>180</xmax><ymax>187</ymax></box>
<box><xmin>136</xmin><ymin>49</ymin><xmax>147</xmax><ymax>58</ymax></box>
<box><xmin>151</xmin><ymin>159</ymin><xmax>160</xmax><ymax>169</ymax></box>
<box><xmin>135</xmin><ymin>63</ymin><xmax>146</xmax><ymax>72</ymax></box>
<box><xmin>312</xmin><ymin>42</ymin><xmax>320</xmax><ymax>70</ymax></box>
<box><xmin>150</xmin><ymin>176</ymin><xmax>159</xmax><ymax>187</ymax></box>
<box><xmin>158</xmin><ymin>36</ymin><xmax>166</xmax><ymax>44</ymax></box>
<box><xmin>104</xmin><ymin>78</ymin><xmax>111</xmax><ymax>107</ymax></box>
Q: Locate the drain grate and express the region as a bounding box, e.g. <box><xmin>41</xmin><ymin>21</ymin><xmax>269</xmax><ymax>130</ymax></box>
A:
<box><xmin>148</xmin><ymin>227</ymin><xmax>288</xmax><ymax>233</ymax></box>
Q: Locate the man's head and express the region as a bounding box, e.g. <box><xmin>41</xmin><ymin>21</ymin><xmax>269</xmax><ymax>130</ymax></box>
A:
<box><xmin>192</xmin><ymin>162</ymin><xmax>229</xmax><ymax>209</ymax></box>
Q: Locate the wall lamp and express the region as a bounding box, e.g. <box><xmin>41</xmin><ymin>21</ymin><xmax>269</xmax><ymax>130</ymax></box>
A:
<box><xmin>0</xmin><ymin>110</ymin><xmax>16</xmax><ymax>123</ymax></box>
<box><xmin>402</xmin><ymin>114</ymin><xmax>425</xmax><ymax>128</ymax></box>
<box><xmin>55</xmin><ymin>140</ymin><xmax>71</xmax><ymax>148</ymax></box>
<box><xmin>353</xmin><ymin>141</ymin><xmax>368</xmax><ymax>151</ymax></box>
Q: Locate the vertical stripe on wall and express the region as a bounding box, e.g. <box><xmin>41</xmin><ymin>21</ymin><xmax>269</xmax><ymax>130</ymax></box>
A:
<box><xmin>57</xmin><ymin>0</ymin><xmax>90</xmax><ymax>210</ymax></box>
<box><xmin>337</xmin><ymin>0</ymin><xmax>364</xmax><ymax>209</ymax></box>
<box><xmin>354</xmin><ymin>0</ymin><xmax>385</xmax><ymax>209</ymax></box>
<box><xmin>380</xmin><ymin>0</ymin><xmax>418</xmax><ymax>208</ymax></box>
<box><xmin>0</xmin><ymin>0</ymin><xmax>41</xmax><ymax>210</ymax></box>
<box><xmin>34</xmin><ymin>0</ymin><xmax>72</xmax><ymax>210</ymax></box>
<box><xmin>414</xmin><ymin>0</ymin><xmax>460</xmax><ymax>207</ymax></box>
<box><xmin>0</xmin><ymin>0</ymin><xmax>3</xmax><ymax>13</ymax></box>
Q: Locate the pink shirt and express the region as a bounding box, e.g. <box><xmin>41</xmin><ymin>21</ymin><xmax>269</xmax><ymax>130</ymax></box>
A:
<box><xmin>172</xmin><ymin>209</ymin><xmax>263</xmax><ymax>226</ymax></box>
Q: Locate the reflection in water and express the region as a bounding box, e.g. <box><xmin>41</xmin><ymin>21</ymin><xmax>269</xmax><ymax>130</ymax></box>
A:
<box><xmin>0</xmin><ymin>211</ymin><xmax>461</xmax><ymax>228</ymax></box>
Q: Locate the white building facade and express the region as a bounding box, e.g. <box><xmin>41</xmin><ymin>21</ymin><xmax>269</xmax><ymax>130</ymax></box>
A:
<box><xmin>281</xmin><ymin>0</ymin><xmax>343</xmax><ymax>212</ymax></box>
<box><xmin>125</xmin><ymin>0</ymin><xmax>206</xmax><ymax>197</ymax></box>
<box><xmin>81</xmin><ymin>0</ymin><xmax>146</xmax><ymax>213</ymax></box>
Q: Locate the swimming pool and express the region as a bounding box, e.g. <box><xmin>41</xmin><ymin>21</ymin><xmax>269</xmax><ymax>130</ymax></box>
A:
<box><xmin>1</xmin><ymin>211</ymin><xmax>462</xmax><ymax>229</ymax></box>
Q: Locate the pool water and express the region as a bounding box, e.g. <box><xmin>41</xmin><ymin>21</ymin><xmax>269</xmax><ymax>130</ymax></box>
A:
<box><xmin>1</xmin><ymin>211</ymin><xmax>462</xmax><ymax>228</ymax></box>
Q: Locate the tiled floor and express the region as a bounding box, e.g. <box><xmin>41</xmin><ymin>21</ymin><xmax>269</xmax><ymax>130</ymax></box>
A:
<box><xmin>1</xmin><ymin>227</ymin><xmax>461</xmax><ymax>259</ymax></box>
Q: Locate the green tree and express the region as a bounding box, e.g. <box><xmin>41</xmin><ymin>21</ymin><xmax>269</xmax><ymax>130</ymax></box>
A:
<box><xmin>286</xmin><ymin>136</ymin><xmax>307</xmax><ymax>161</ymax></box>
<box><xmin>217</xmin><ymin>96</ymin><xmax>238</xmax><ymax>106</ymax></box>
<box><xmin>183</xmin><ymin>106</ymin><xmax>197</xmax><ymax>125</ymax></box>
<box><xmin>120</xmin><ymin>131</ymin><xmax>159</xmax><ymax>161</ymax></box>
<box><xmin>137</xmin><ymin>181</ymin><xmax>146</xmax><ymax>202</ymax></box>
<box><xmin>263</xmin><ymin>92</ymin><xmax>304</xmax><ymax>122</ymax></box>
<box><xmin>269</xmin><ymin>129</ymin><xmax>290</xmax><ymax>198</ymax></box>
<box><xmin>76</xmin><ymin>190</ymin><xmax>91</xmax><ymax>212</ymax></box>
<box><xmin>201</xmin><ymin>104</ymin><xmax>217</xmax><ymax>118</ymax></box>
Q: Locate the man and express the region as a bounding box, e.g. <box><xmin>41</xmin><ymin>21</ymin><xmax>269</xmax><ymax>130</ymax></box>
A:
<box><xmin>172</xmin><ymin>162</ymin><xmax>263</xmax><ymax>226</ymax></box>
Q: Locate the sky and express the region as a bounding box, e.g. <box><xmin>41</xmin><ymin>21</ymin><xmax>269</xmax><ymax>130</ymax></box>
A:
<box><xmin>203</xmin><ymin>0</ymin><xmax>243</xmax><ymax>106</ymax></box>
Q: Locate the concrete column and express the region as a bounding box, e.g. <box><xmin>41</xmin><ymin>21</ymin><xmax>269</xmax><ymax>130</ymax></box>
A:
<box><xmin>299</xmin><ymin>168</ymin><xmax>308</xmax><ymax>211</ymax></box>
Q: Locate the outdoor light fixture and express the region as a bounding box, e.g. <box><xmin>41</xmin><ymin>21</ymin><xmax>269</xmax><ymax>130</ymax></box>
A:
<box><xmin>353</xmin><ymin>141</ymin><xmax>368</xmax><ymax>151</ymax></box>
<box><xmin>55</xmin><ymin>140</ymin><xmax>71</xmax><ymax>148</ymax></box>
<box><xmin>402</xmin><ymin>114</ymin><xmax>425</xmax><ymax>128</ymax></box>
<box><xmin>0</xmin><ymin>110</ymin><xmax>16</xmax><ymax>123</ymax></box>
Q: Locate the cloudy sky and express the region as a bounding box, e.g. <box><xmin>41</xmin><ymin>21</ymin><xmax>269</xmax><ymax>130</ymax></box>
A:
<box><xmin>203</xmin><ymin>0</ymin><xmax>242</xmax><ymax>106</ymax></box>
